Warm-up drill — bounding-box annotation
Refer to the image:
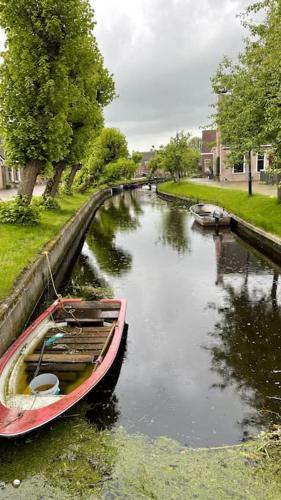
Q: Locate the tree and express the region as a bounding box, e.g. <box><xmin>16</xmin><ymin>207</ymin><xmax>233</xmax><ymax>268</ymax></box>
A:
<box><xmin>44</xmin><ymin>27</ymin><xmax>115</xmax><ymax>198</ymax></box>
<box><xmin>212</xmin><ymin>0</ymin><xmax>281</xmax><ymax>197</ymax></box>
<box><xmin>103</xmin><ymin>158</ymin><xmax>137</xmax><ymax>184</ymax></box>
<box><xmin>153</xmin><ymin>132</ymin><xmax>199</xmax><ymax>181</ymax></box>
<box><xmin>78</xmin><ymin>128</ymin><xmax>129</xmax><ymax>190</ymax></box>
<box><xmin>131</xmin><ymin>151</ymin><xmax>143</xmax><ymax>165</ymax></box>
<box><xmin>0</xmin><ymin>0</ymin><xmax>114</xmax><ymax>204</ymax></box>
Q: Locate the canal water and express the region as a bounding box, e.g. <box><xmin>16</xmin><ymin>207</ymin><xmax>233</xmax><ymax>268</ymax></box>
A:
<box><xmin>58</xmin><ymin>189</ymin><xmax>281</xmax><ymax>448</ymax></box>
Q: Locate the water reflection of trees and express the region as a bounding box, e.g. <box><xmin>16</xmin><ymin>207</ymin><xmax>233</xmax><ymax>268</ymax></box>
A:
<box><xmin>160</xmin><ymin>206</ymin><xmax>191</xmax><ymax>255</ymax></box>
<box><xmin>87</xmin><ymin>194</ymin><xmax>141</xmax><ymax>277</ymax></box>
<box><xmin>207</xmin><ymin>272</ymin><xmax>281</xmax><ymax>430</ymax></box>
<box><xmin>61</xmin><ymin>253</ymin><xmax>113</xmax><ymax>299</ymax></box>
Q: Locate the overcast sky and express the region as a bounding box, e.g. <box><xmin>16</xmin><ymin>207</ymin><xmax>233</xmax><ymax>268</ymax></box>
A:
<box><xmin>0</xmin><ymin>0</ymin><xmax>251</xmax><ymax>152</ymax></box>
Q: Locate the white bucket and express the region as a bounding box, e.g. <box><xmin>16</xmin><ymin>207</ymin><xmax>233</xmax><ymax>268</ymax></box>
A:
<box><xmin>29</xmin><ymin>373</ymin><xmax>60</xmax><ymax>396</ymax></box>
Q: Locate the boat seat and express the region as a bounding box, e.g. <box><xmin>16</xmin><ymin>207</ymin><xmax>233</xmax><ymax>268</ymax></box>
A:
<box><xmin>25</xmin><ymin>353</ymin><xmax>96</xmax><ymax>365</ymax></box>
<box><xmin>6</xmin><ymin>395</ymin><xmax>64</xmax><ymax>411</ymax></box>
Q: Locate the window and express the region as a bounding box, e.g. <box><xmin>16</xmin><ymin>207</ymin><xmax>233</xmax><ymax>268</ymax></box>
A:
<box><xmin>7</xmin><ymin>168</ymin><xmax>13</xmax><ymax>182</ymax></box>
<box><xmin>257</xmin><ymin>154</ymin><xmax>265</xmax><ymax>172</ymax></box>
<box><xmin>233</xmin><ymin>161</ymin><xmax>244</xmax><ymax>174</ymax></box>
<box><xmin>204</xmin><ymin>159</ymin><xmax>212</xmax><ymax>170</ymax></box>
<box><xmin>13</xmin><ymin>169</ymin><xmax>20</xmax><ymax>182</ymax></box>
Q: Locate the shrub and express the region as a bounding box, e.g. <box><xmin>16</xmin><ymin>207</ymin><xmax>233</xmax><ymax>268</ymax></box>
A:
<box><xmin>41</xmin><ymin>196</ymin><xmax>61</xmax><ymax>211</ymax></box>
<box><xmin>0</xmin><ymin>197</ymin><xmax>41</xmax><ymax>225</ymax></box>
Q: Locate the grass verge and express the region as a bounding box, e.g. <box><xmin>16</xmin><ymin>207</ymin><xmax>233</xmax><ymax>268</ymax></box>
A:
<box><xmin>159</xmin><ymin>180</ymin><xmax>281</xmax><ymax>238</ymax></box>
<box><xmin>0</xmin><ymin>191</ymin><xmax>96</xmax><ymax>301</ymax></box>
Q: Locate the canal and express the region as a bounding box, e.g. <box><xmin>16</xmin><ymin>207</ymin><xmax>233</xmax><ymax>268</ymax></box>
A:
<box><xmin>57</xmin><ymin>188</ymin><xmax>281</xmax><ymax>448</ymax></box>
<box><xmin>2</xmin><ymin>187</ymin><xmax>281</xmax><ymax>496</ymax></box>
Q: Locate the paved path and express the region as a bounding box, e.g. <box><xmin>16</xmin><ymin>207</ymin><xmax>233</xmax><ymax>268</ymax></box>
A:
<box><xmin>189</xmin><ymin>178</ymin><xmax>277</xmax><ymax>197</ymax></box>
<box><xmin>0</xmin><ymin>185</ymin><xmax>45</xmax><ymax>201</ymax></box>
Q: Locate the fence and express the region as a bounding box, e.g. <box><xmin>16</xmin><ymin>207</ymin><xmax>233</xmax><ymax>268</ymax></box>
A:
<box><xmin>260</xmin><ymin>170</ymin><xmax>281</xmax><ymax>185</ymax></box>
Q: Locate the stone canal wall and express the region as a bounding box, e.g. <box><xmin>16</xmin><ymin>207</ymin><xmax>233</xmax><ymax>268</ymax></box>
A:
<box><xmin>157</xmin><ymin>190</ymin><xmax>281</xmax><ymax>268</ymax></box>
<box><xmin>0</xmin><ymin>188</ymin><xmax>112</xmax><ymax>356</ymax></box>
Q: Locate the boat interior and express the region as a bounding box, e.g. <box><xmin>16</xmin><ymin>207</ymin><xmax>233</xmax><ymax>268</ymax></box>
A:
<box><xmin>1</xmin><ymin>301</ymin><xmax>121</xmax><ymax>411</ymax></box>
<box><xmin>193</xmin><ymin>204</ymin><xmax>224</xmax><ymax>217</ymax></box>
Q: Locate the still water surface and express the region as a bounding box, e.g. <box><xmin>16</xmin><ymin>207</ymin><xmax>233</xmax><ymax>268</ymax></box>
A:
<box><xmin>62</xmin><ymin>189</ymin><xmax>281</xmax><ymax>447</ymax></box>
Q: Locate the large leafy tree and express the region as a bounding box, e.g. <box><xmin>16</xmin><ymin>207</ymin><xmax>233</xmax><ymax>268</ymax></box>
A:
<box><xmin>149</xmin><ymin>132</ymin><xmax>199</xmax><ymax>181</ymax></box>
<box><xmin>78</xmin><ymin>127</ymin><xmax>129</xmax><ymax>190</ymax></box>
<box><xmin>0</xmin><ymin>0</ymin><xmax>114</xmax><ymax>203</ymax></box>
<box><xmin>212</xmin><ymin>0</ymin><xmax>281</xmax><ymax>195</ymax></box>
<box><xmin>44</xmin><ymin>26</ymin><xmax>115</xmax><ymax>198</ymax></box>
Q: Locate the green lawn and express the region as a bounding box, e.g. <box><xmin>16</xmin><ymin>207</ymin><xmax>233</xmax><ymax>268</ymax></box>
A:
<box><xmin>159</xmin><ymin>180</ymin><xmax>281</xmax><ymax>237</ymax></box>
<box><xmin>0</xmin><ymin>191</ymin><xmax>96</xmax><ymax>301</ymax></box>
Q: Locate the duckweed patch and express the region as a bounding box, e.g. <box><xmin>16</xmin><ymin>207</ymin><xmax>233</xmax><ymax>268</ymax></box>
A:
<box><xmin>0</xmin><ymin>407</ymin><xmax>281</xmax><ymax>499</ymax></box>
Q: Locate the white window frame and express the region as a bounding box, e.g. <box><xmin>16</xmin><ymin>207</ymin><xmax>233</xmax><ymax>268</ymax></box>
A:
<box><xmin>256</xmin><ymin>153</ymin><xmax>266</xmax><ymax>173</ymax></box>
<box><xmin>232</xmin><ymin>157</ymin><xmax>246</xmax><ymax>174</ymax></box>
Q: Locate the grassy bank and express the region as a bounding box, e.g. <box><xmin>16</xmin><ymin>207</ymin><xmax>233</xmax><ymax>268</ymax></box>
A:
<box><xmin>159</xmin><ymin>180</ymin><xmax>281</xmax><ymax>237</ymax></box>
<box><xmin>0</xmin><ymin>191</ymin><xmax>96</xmax><ymax>301</ymax></box>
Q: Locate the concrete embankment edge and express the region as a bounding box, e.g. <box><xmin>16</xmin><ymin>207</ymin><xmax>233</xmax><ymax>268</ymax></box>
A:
<box><xmin>157</xmin><ymin>189</ymin><xmax>281</xmax><ymax>268</ymax></box>
<box><xmin>0</xmin><ymin>188</ymin><xmax>112</xmax><ymax>356</ymax></box>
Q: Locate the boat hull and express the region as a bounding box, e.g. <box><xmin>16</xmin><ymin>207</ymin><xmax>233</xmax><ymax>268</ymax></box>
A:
<box><xmin>0</xmin><ymin>298</ymin><xmax>127</xmax><ymax>437</ymax></box>
<box><xmin>190</xmin><ymin>204</ymin><xmax>231</xmax><ymax>227</ymax></box>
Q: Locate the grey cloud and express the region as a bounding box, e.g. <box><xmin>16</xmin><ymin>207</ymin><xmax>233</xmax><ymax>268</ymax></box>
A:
<box><xmin>94</xmin><ymin>0</ymin><xmax>251</xmax><ymax>150</ymax></box>
<box><xmin>0</xmin><ymin>2</ymin><xmax>252</xmax><ymax>151</ymax></box>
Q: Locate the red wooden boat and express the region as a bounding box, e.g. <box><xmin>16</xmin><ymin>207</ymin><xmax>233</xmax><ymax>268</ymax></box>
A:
<box><xmin>0</xmin><ymin>298</ymin><xmax>127</xmax><ymax>437</ymax></box>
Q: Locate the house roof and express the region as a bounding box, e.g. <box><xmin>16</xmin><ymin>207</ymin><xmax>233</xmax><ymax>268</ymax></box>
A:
<box><xmin>141</xmin><ymin>151</ymin><xmax>155</xmax><ymax>163</ymax></box>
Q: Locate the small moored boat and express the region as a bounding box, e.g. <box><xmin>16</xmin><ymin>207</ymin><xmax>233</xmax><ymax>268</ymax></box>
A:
<box><xmin>0</xmin><ymin>298</ymin><xmax>127</xmax><ymax>437</ymax></box>
<box><xmin>190</xmin><ymin>203</ymin><xmax>231</xmax><ymax>227</ymax></box>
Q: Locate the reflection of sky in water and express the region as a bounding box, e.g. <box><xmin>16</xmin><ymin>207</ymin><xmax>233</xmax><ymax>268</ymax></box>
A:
<box><xmin>66</xmin><ymin>190</ymin><xmax>281</xmax><ymax>447</ymax></box>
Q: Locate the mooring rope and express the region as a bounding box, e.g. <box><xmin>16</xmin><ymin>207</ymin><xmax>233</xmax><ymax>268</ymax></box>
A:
<box><xmin>43</xmin><ymin>251</ymin><xmax>60</xmax><ymax>299</ymax></box>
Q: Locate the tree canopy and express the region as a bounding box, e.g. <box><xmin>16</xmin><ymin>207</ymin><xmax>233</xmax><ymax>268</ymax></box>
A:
<box><xmin>149</xmin><ymin>132</ymin><xmax>200</xmax><ymax>180</ymax></box>
<box><xmin>0</xmin><ymin>0</ymin><xmax>115</xmax><ymax>202</ymax></box>
<box><xmin>212</xmin><ymin>0</ymin><xmax>281</xmax><ymax>167</ymax></box>
<box><xmin>77</xmin><ymin>127</ymin><xmax>130</xmax><ymax>190</ymax></box>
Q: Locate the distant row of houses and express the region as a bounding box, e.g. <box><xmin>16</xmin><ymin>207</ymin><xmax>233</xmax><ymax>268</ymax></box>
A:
<box><xmin>199</xmin><ymin>130</ymin><xmax>270</xmax><ymax>182</ymax></box>
<box><xmin>2</xmin><ymin>132</ymin><xmax>268</xmax><ymax>190</ymax></box>
<box><xmin>0</xmin><ymin>144</ymin><xmax>156</xmax><ymax>191</ymax></box>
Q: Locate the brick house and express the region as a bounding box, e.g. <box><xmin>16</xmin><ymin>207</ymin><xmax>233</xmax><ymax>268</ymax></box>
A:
<box><xmin>136</xmin><ymin>151</ymin><xmax>155</xmax><ymax>177</ymax></box>
<box><xmin>200</xmin><ymin>129</ymin><xmax>270</xmax><ymax>182</ymax></box>
<box><xmin>213</xmin><ymin>129</ymin><xmax>270</xmax><ymax>182</ymax></box>
<box><xmin>199</xmin><ymin>130</ymin><xmax>217</xmax><ymax>176</ymax></box>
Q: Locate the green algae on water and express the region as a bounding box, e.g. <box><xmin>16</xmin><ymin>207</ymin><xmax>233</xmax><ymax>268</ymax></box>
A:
<box><xmin>1</xmin><ymin>409</ymin><xmax>281</xmax><ymax>499</ymax></box>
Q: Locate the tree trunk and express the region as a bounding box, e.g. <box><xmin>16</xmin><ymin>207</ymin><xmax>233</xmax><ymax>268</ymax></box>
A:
<box><xmin>43</xmin><ymin>161</ymin><xmax>66</xmax><ymax>198</ymax></box>
<box><xmin>248</xmin><ymin>151</ymin><xmax>252</xmax><ymax>196</ymax></box>
<box><xmin>18</xmin><ymin>160</ymin><xmax>42</xmax><ymax>205</ymax></box>
<box><xmin>65</xmin><ymin>164</ymin><xmax>81</xmax><ymax>193</ymax></box>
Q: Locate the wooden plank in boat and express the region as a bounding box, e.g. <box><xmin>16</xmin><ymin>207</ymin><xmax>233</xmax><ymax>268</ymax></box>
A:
<box><xmin>46</xmin><ymin>331</ymin><xmax>109</xmax><ymax>339</ymax></box>
<box><xmin>26</xmin><ymin>371</ymin><xmax>78</xmax><ymax>382</ymax></box>
<box><xmin>47</xmin><ymin>327</ymin><xmax>111</xmax><ymax>336</ymax></box>
<box><xmin>25</xmin><ymin>353</ymin><xmax>95</xmax><ymax>364</ymax></box>
<box><xmin>60</xmin><ymin>311</ymin><xmax>118</xmax><ymax>321</ymax></box>
<box><xmin>63</xmin><ymin>302</ymin><xmax>120</xmax><ymax>310</ymax></box>
<box><xmin>36</xmin><ymin>344</ymin><xmax>104</xmax><ymax>353</ymax></box>
<box><xmin>101</xmin><ymin>311</ymin><xmax>119</xmax><ymax>319</ymax></box>
<box><xmin>44</xmin><ymin>337</ymin><xmax>107</xmax><ymax>344</ymax></box>
<box><xmin>65</xmin><ymin>318</ymin><xmax>104</xmax><ymax>325</ymax></box>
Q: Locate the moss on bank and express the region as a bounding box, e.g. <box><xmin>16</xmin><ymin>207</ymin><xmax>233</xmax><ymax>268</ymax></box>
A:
<box><xmin>0</xmin><ymin>409</ymin><xmax>281</xmax><ymax>499</ymax></box>
<box><xmin>159</xmin><ymin>181</ymin><xmax>281</xmax><ymax>238</ymax></box>
<box><xmin>0</xmin><ymin>191</ymin><xmax>96</xmax><ymax>301</ymax></box>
